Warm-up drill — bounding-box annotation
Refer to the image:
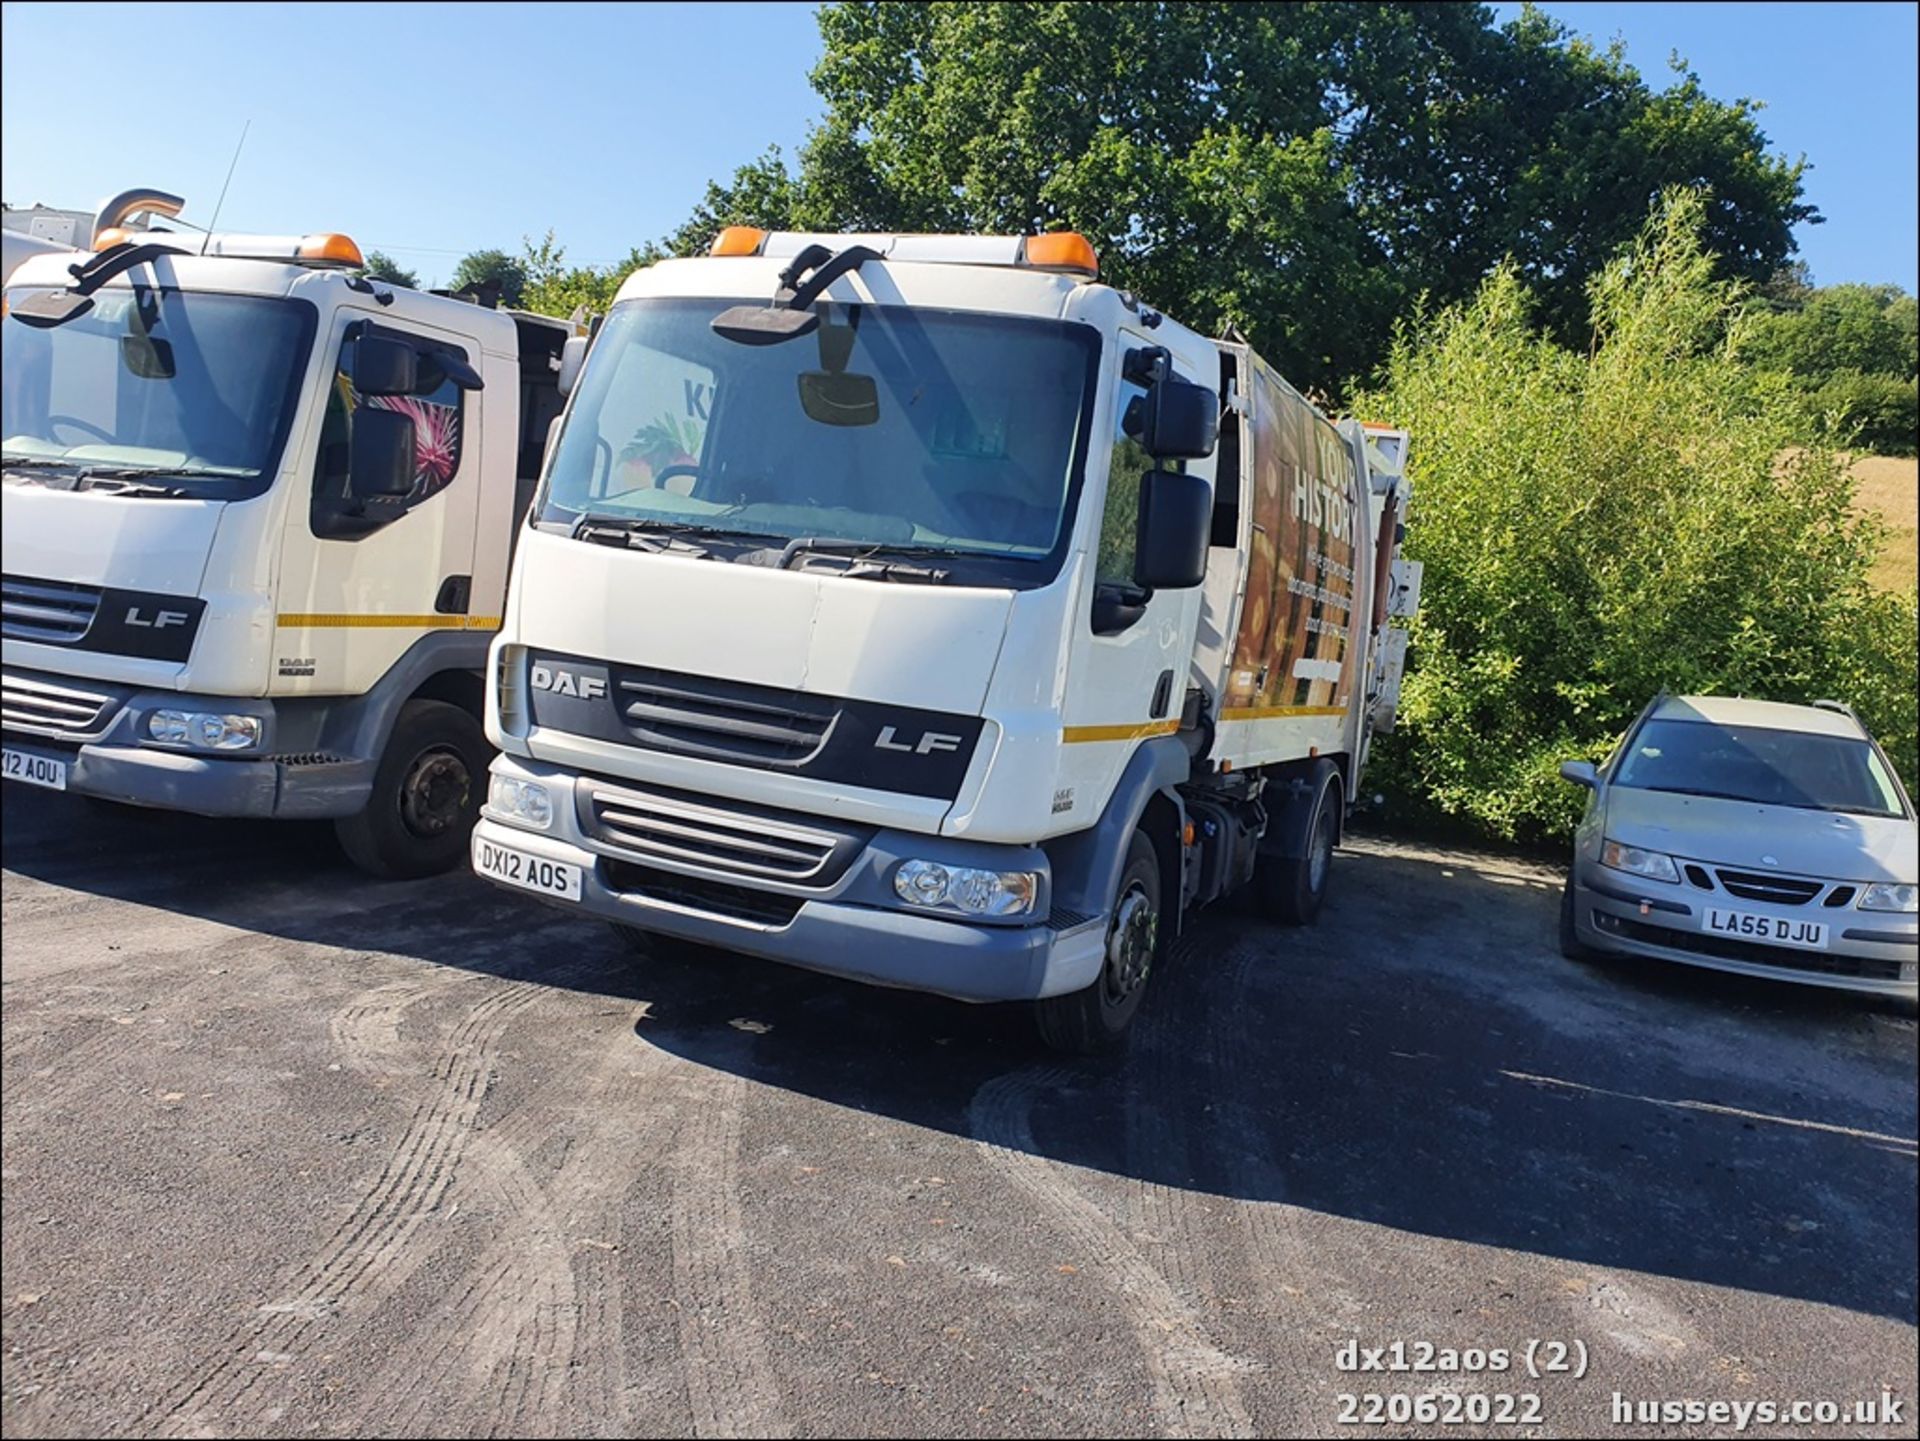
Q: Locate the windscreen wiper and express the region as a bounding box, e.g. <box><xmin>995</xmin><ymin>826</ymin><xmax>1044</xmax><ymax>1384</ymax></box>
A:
<box><xmin>70</xmin><ymin>465</ymin><xmax>241</xmax><ymax>496</ymax></box>
<box><xmin>76</xmin><ymin>476</ymin><xmax>196</xmax><ymax>498</ymax></box>
<box><xmin>773</xmin><ymin>537</ymin><xmax>959</xmax><ymax>583</ymax></box>
<box><xmin>1</xmin><ymin>457</ymin><xmax>84</xmax><ymax>478</ymax></box>
<box><xmin>776</xmin><ymin>536</ymin><xmax>982</xmax><ymax>566</ymax></box>
<box><xmin>569</xmin><ymin>512</ymin><xmax>781</xmax><ymax>558</ymax></box>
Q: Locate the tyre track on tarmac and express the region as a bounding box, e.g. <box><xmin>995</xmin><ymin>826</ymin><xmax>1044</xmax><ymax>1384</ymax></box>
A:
<box><xmin>364</xmin><ymin>998</ymin><xmax>674</xmax><ymax>1437</ymax></box>
<box><xmin>970</xmin><ymin>1058</ymin><xmax>1255</xmax><ymax>1439</ymax></box>
<box><xmin>330</xmin><ymin>959</ymin><xmax>786</xmax><ymax>1439</ymax></box>
<box><xmin>1211</xmin><ymin>929</ymin><xmax>1342</xmax><ymax>1421</ymax></box>
<box><xmin>666</xmin><ymin>1063</ymin><xmax>790</xmax><ymax>1439</ymax></box>
<box><xmin>1123</xmin><ymin>931</ymin><xmax>1258</xmax><ymax>1437</ymax></box>
<box><xmin>151</xmin><ymin>972</ymin><xmax>552</xmax><ymax>1435</ymax></box>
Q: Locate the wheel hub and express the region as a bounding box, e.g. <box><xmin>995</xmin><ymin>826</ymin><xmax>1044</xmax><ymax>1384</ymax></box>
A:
<box><xmin>399</xmin><ymin>747</ymin><xmax>470</xmax><ymax>838</ymax></box>
<box><xmin>1105</xmin><ymin>884</ymin><xmax>1157</xmax><ymax>1004</ymax></box>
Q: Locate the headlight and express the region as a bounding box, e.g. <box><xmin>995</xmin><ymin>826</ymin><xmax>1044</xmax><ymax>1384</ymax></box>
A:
<box><xmin>1600</xmin><ymin>839</ymin><xmax>1680</xmax><ymax>884</ymax></box>
<box><xmin>1858</xmin><ymin>882</ymin><xmax>1918</xmax><ymax>913</ymax></box>
<box><xmin>488</xmin><ymin>774</ymin><xmax>553</xmax><ymax>830</ymax></box>
<box><xmin>893</xmin><ymin>859</ymin><xmax>1038</xmax><ymax>917</ymax></box>
<box><xmin>146</xmin><ymin>710</ymin><xmax>260</xmax><ymax>751</ymax></box>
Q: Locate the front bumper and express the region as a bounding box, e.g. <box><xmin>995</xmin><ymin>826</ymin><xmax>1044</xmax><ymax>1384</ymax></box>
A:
<box><xmin>1</xmin><ymin>670</ymin><xmax>375</xmax><ymax>819</ymax></box>
<box><xmin>1571</xmin><ymin>863</ymin><xmax>1918</xmax><ymax>998</ymax></box>
<box><xmin>470</xmin><ymin>755</ymin><xmax>1107</xmax><ymax>1004</ymax></box>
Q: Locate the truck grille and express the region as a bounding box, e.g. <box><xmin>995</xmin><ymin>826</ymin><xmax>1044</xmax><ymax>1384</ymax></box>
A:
<box><xmin>584</xmin><ymin>780</ymin><xmax>864</xmax><ymax>886</ymax></box>
<box><xmin>615</xmin><ymin>667</ymin><xmax>835</xmax><ymax>767</ymax></box>
<box><xmin>1714</xmin><ymin>868</ymin><xmax>1824</xmax><ymax>906</ymax></box>
<box><xmin>0</xmin><ymin>671</ymin><xmax>117</xmax><ymax>736</ymax></box>
<box><xmin>602</xmin><ymin>858</ymin><xmax>805</xmax><ymax>927</ymax></box>
<box><xmin>2</xmin><ymin>575</ymin><xmax>101</xmax><ymax>644</ymax></box>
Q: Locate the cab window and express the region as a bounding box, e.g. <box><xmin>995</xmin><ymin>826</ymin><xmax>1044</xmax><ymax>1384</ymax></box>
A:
<box><xmin>314</xmin><ymin>323</ymin><xmax>468</xmax><ymax>511</ymax></box>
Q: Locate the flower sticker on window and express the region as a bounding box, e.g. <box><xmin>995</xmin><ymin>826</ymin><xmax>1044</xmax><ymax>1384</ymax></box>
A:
<box><xmin>369</xmin><ymin>393</ymin><xmax>462</xmax><ymax>498</ymax></box>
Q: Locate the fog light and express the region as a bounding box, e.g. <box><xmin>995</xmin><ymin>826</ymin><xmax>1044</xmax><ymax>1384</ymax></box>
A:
<box><xmin>489</xmin><ymin>774</ymin><xmax>554</xmax><ymax>830</ymax></box>
<box><xmin>894</xmin><ymin>859</ymin><xmax>1037</xmax><ymax>917</ymax></box>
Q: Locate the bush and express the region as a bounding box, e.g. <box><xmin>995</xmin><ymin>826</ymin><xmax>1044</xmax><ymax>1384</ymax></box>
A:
<box><xmin>1352</xmin><ymin>192</ymin><xmax>1917</xmax><ymax>842</ymax></box>
<box><xmin>1806</xmin><ymin>369</ymin><xmax>1918</xmax><ymax>456</ymax></box>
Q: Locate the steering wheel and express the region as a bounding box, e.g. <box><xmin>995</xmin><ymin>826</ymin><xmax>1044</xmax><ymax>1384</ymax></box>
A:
<box><xmin>651</xmin><ymin>463</ymin><xmax>700</xmax><ymax>493</ymax></box>
<box><xmin>47</xmin><ymin>415</ymin><xmax>114</xmax><ymax>445</ymax></box>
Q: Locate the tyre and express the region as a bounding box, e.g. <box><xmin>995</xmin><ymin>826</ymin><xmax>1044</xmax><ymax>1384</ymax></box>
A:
<box><xmin>334</xmin><ymin>699</ymin><xmax>489</xmax><ymax>879</ymax></box>
<box><xmin>1035</xmin><ymin>830</ymin><xmax>1160</xmax><ymax>1054</ymax></box>
<box><xmin>1559</xmin><ymin>872</ymin><xmax>1601</xmax><ymax>962</ymax></box>
<box><xmin>1252</xmin><ymin>763</ymin><xmax>1340</xmax><ymax>925</ymax></box>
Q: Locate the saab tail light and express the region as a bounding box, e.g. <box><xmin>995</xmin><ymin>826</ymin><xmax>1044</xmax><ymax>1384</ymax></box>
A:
<box><xmin>710</xmin><ymin>226</ymin><xmax>769</xmax><ymax>257</ymax></box>
<box><xmin>1021</xmin><ymin>232</ymin><xmax>1098</xmax><ymax>277</ymax></box>
<box><xmin>297</xmin><ymin>233</ymin><xmax>365</xmax><ymax>268</ymax></box>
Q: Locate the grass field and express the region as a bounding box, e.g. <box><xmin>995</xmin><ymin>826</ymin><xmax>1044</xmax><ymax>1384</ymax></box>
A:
<box><xmin>1852</xmin><ymin>453</ymin><xmax>1918</xmax><ymax>592</ymax></box>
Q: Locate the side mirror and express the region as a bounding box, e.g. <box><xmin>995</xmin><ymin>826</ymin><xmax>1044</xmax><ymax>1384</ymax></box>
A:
<box><xmin>1127</xmin><ymin>377</ymin><xmax>1219</xmax><ymax>460</ymax></box>
<box><xmin>352</xmin><ymin>336</ymin><xmax>417</xmax><ymax>397</ymax></box>
<box><xmin>348</xmin><ymin>406</ymin><xmax>416</xmax><ymax>498</ymax></box>
<box><xmin>1135</xmin><ymin>468</ymin><xmax>1211</xmax><ymax>590</ymax></box>
<box><xmin>430</xmin><ymin>351</ymin><xmax>485</xmax><ymax>392</ymax></box>
<box><xmin>557</xmin><ymin>335</ymin><xmax>588</xmax><ymax>396</ymax></box>
<box><xmin>1559</xmin><ymin>760</ymin><xmax>1600</xmax><ymax>790</ymax></box>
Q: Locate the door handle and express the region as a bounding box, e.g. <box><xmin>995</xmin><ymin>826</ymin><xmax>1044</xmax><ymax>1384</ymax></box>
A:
<box><xmin>434</xmin><ymin>574</ymin><xmax>472</xmax><ymax>615</ymax></box>
<box><xmin>1150</xmin><ymin>668</ymin><xmax>1175</xmax><ymax>719</ymax></box>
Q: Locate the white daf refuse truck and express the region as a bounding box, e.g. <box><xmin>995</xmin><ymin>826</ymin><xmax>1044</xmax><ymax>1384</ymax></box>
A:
<box><xmin>1</xmin><ymin>189</ymin><xmax>576</xmax><ymax>875</ymax></box>
<box><xmin>471</xmin><ymin>226</ymin><xmax>1415</xmax><ymax>1047</ymax></box>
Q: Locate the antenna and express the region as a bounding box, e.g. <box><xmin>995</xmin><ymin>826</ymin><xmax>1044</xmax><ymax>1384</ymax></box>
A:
<box><xmin>200</xmin><ymin>120</ymin><xmax>251</xmax><ymax>256</ymax></box>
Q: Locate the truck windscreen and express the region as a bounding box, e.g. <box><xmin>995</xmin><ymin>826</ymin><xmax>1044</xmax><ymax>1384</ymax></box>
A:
<box><xmin>538</xmin><ymin>297</ymin><xmax>1099</xmax><ymax>583</ymax></box>
<box><xmin>1</xmin><ymin>286</ymin><xmax>314</xmax><ymax>500</ymax></box>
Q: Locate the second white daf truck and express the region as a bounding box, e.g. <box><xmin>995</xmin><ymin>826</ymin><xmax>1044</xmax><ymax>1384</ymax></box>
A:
<box><xmin>472</xmin><ymin>227</ymin><xmax>1414</xmax><ymax>1048</ymax></box>
<box><xmin>2</xmin><ymin>191</ymin><xmax>575</xmax><ymax>875</ymax></box>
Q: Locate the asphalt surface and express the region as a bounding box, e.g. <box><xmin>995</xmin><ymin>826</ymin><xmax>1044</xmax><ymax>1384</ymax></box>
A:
<box><xmin>1</xmin><ymin>786</ymin><xmax>1915</xmax><ymax>1439</ymax></box>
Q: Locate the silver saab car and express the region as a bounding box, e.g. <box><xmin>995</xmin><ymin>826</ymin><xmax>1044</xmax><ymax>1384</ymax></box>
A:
<box><xmin>1560</xmin><ymin>694</ymin><xmax>1918</xmax><ymax>998</ymax></box>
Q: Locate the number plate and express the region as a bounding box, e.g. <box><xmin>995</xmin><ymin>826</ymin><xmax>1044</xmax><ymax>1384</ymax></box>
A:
<box><xmin>1704</xmin><ymin>907</ymin><xmax>1828</xmax><ymax>951</ymax></box>
<box><xmin>474</xmin><ymin>836</ymin><xmax>582</xmax><ymax>901</ymax></box>
<box><xmin>2</xmin><ymin>748</ymin><xmax>68</xmax><ymax>791</ymax></box>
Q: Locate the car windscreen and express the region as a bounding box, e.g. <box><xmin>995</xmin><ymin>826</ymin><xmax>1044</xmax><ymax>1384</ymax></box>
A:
<box><xmin>1612</xmin><ymin>718</ymin><xmax>1908</xmax><ymax>818</ymax></box>
<box><xmin>536</xmin><ymin>297</ymin><xmax>1099</xmax><ymax>585</ymax></box>
<box><xmin>2</xmin><ymin>286</ymin><xmax>315</xmax><ymax>500</ymax></box>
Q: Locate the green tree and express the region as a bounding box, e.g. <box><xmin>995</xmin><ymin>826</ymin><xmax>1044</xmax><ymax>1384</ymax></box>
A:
<box><xmin>451</xmin><ymin>247</ymin><xmax>530</xmax><ymax>307</ymax></box>
<box><xmin>1741</xmin><ymin>283</ymin><xmax>1919</xmax><ymax>453</ymax></box>
<box><xmin>519</xmin><ymin>231</ymin><xmax>656</xmax><ymax>320</ymax></box>
<box><xmin>661</xmin><ymin>2</ymin><xmax>1815</xmax><ymax>396</ymax></box>
<box><xmin>1745</xmin><ymin>283</ymin><xmax>1918</xmax><ymax>380</ymax></box>
<box><xmin>1351</xmin><ymin>191</ymin><xmax>1915</xmax><ymax>840</ymax></box>
<box><xmin>360</xmin><ymin>249</ymin><xmax>418</xmax><ymax>289</ymax></box>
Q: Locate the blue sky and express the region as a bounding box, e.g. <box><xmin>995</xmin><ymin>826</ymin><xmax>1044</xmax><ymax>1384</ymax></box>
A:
<box><xmin>2</xmin><ymin>2</ymin><xmax>1913</xmax><ymax>291</ymax></box>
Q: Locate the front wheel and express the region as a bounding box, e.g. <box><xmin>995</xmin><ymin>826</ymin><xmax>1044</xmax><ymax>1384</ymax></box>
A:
<box><xmin>335</xmin><ymin>699</ymin><xmax>489</xmax><ymax>879</ymax></box>
<box><xmin>1559</xmin><ymin>872</ymin><xmax>1602</xmax><ymax>962</ymax></box>
<box><xmin>1035</xmin><ymin>831</ymin><xmax>1160</xmax><ymax>1054</ymax></box>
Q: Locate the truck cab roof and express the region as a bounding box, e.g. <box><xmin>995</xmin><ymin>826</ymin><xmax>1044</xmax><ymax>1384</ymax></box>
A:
<box><xmin>5</xmin><ymin>242</ymin><xmax>550</xmax><ymax>360</ymax></box>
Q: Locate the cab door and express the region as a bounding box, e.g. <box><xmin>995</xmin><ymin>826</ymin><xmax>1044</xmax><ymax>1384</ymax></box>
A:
<box><xmin>273</xmin><ymin>309</ymin><xmax>487</xmax><ymax>696</ymax></box>
<box><xmin>1054</xmin><ymin>332</ymin><xmax>1214</xmax><ymax>811</ymax></box>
